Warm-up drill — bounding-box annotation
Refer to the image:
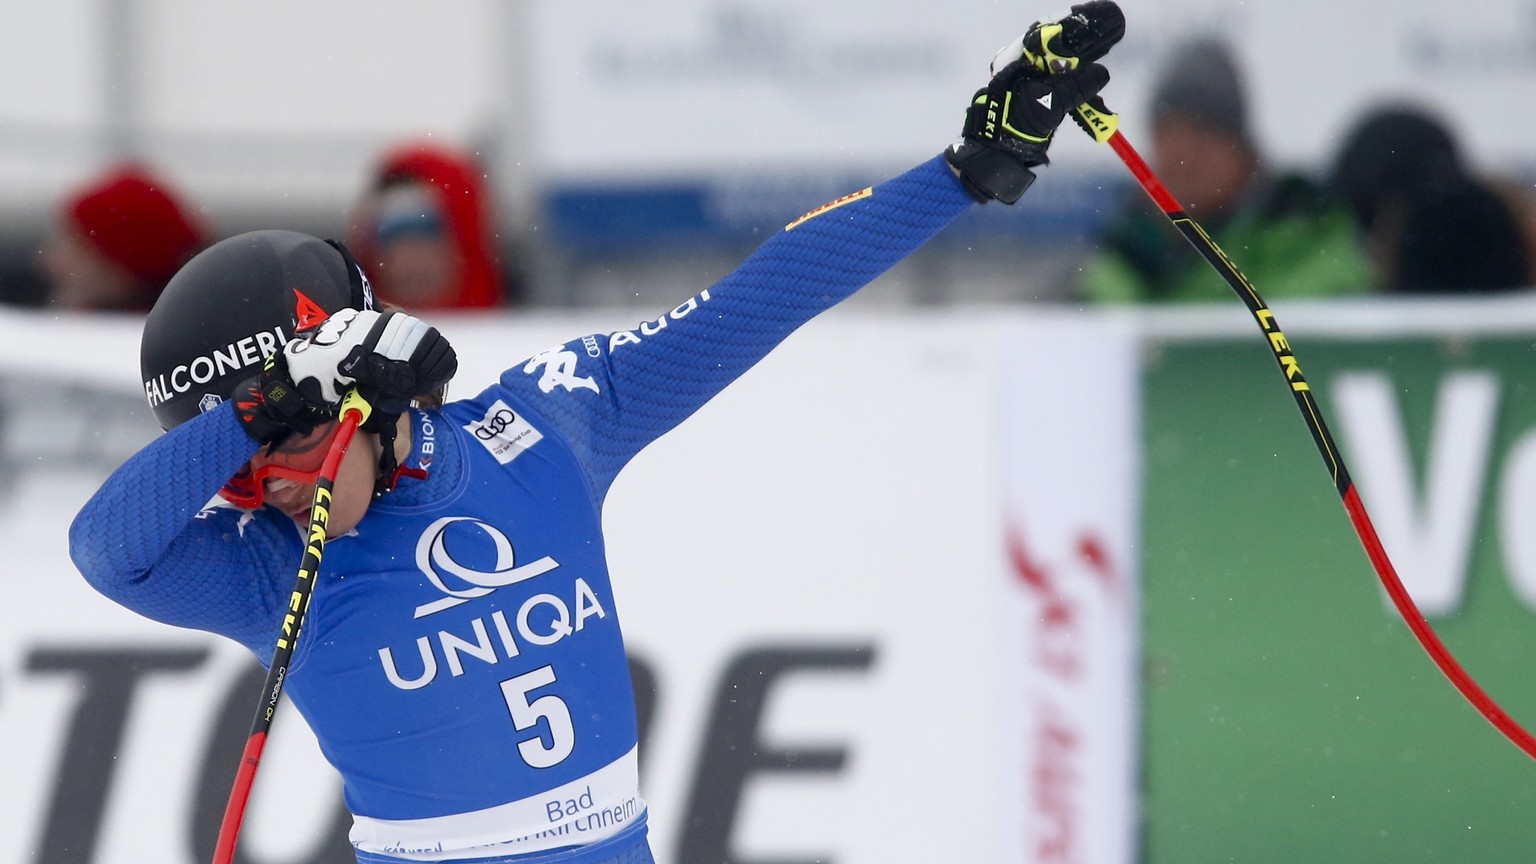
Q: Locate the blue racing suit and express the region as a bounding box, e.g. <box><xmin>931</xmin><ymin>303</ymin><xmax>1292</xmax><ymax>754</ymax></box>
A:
<box><xmin>69</xmin><ymin>155</ymin><xmax>975</xmax><ymax>863</ymax></box>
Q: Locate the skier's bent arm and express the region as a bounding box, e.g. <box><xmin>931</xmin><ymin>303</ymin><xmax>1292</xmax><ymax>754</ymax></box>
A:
<box><xmin>68</xmin><ymin>404</ymin><xmax>300</xmax><ymax>652</ymax></box>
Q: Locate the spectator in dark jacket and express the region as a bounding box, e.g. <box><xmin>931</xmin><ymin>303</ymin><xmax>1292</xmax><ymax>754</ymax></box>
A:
<box><xmin>1329</xmin><ymin>104</ymin><xmax>1532</xmax><ymax>294</ymax></box>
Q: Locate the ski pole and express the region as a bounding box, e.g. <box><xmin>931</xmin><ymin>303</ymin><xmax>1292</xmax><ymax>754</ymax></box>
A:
<box><xmin>1070</xmin><ymin>100</ymin><xmax>1536</xmax><ymax>761</ymax></box>
<box><xmin>211</xmin><ymin>389</ymin><xmax>374</xmax><ymax>863</ymax></box>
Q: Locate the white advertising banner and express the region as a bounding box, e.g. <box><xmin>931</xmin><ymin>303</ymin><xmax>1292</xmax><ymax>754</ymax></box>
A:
<box><xmin>0</xmin><ymin>308</ymin><xmax>1139</xmax><ymax>864</ymax></box>
<box><xmin>994</xmin><ymin>314</ymin><xmax>1141</xmax><ymax>864</ymax></box>
<box><xmin>531</xmin><ymin>0</ymin><xmax>1536</xmax><ymax>179</ymax></box>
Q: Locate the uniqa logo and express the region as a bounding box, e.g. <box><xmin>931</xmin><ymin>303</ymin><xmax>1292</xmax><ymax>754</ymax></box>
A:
<box><xmin>413</xmin><ymin>516</ymin><xmax>559</xmax><ymax>618</ymax></box>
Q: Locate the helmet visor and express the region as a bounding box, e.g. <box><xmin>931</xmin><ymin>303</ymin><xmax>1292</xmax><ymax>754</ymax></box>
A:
<box><xmin>219</xmin><ymin>422</ymin><xmax>342</xmax><ymax>508</ymax></box>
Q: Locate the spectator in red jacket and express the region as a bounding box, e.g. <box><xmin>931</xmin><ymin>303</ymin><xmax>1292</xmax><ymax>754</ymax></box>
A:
<box><xmin>348</xmin><ymin>143</ymin><xmax>512</xmax><ymax>310</ymax></box>
<box><xmin>41</xmin><ymin>164</ymin><xmax>209</xmax><ymax>311</ymax></box>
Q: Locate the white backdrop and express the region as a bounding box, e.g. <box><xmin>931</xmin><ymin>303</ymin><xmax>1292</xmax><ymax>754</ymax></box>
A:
<box><xmin>0</xmin><ymin>0</ymin><xmax>1530</xmax><ymax>214</ymax></box>
<box><xmin>532</xmin><ymin>0</ymin><xmax>1536</xmax><ymax>180</ymax></box>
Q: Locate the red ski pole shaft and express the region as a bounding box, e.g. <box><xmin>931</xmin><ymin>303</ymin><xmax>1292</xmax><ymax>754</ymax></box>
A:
<box><xmin>1071</xmin><ymin>100</ymin><xmax>1536</xmax><ymax>761</ymax></box>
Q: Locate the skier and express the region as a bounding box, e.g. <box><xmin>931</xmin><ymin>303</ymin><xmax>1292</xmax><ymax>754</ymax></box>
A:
<box><xmin>70</xmin><ymin>6</ymin><xmax>1121</xmax><ymax>863</ymax></box>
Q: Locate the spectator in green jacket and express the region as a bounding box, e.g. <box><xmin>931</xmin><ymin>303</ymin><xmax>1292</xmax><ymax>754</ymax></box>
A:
<box><xmin>1078</xmin><ymin>37</ymin><xmax>1372</xmax><ymax>303</ymax></box>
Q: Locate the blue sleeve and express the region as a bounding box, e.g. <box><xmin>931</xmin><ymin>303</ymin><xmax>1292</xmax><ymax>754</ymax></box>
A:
<box><xmin>499</xmin><ymin>154</ymin><xmax>975</xmax><ymax>498</ymax></box>
<box><xmin>69</xmin><ymin>404</ymin><xmax>304</xmax><ymax>656</ymax></box>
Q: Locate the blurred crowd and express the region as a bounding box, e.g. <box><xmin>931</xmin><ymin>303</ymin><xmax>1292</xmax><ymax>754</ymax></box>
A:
<box><xmin>16</xmin><ymin>141</ymin><xmax>519</xmax><ymax>315</ymax></box>
<box><xmin>6</xmin><ymin>35</ymin><xmax>1534</xmax><ymax>316</ymax></box>
<box><xmin>1078</xmin><ymin>37</ymin><xmax>1535</xmax><ymax>304</ymax></box>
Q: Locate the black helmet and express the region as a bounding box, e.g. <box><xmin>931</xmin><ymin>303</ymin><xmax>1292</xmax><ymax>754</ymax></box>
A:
<box><xmin>140</xmin><ymin>230</ymin><xmax>375</xmax><ymax>430</ymax></box>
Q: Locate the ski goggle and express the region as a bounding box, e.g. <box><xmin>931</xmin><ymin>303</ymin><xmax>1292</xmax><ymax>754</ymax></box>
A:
<box><xmin>219</xmin><ymin>421</ymin><xmax>343</xmax><ymax>509</ymax></box>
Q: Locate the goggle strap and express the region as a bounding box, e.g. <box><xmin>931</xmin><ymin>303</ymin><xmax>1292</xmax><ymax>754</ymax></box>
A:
<box><xmin>373</xmin><ymin>411</ymin><xmax>401</xmax><ymax>498</ymax></box>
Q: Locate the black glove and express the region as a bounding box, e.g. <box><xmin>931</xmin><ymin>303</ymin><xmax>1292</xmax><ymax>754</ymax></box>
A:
<box><xmin>233</xmin><ymin>309</ymin><xmax>458</xmax><ymax>445</ymax></box>
<box><xmin>232</xmin><ymin>353</ymin><xmax>337</xmax><ymax>446</ymax></box>
<box><xmin>946</xmin><ymin>2</ymin><xmax>1122</xmax><ymax>204</ymax></box>
<box><xmin>1019</xmin><ymin>1</ymin><xmax>1124</xmax><ymax>75</ymax></box>
<box><xmin>946</xmin><ymin>63</ymin><xmax>1110</xmax><ymax>204</ymax></box>
<box><xmin>285</xmin><ymin>308</ymin><xmax>458</xmax><ymax>415</ymax></box>
<box><xmin>1021</xmin><ymin>1</ymin><xmax>1125</xmax><ymax>144</ymax></box>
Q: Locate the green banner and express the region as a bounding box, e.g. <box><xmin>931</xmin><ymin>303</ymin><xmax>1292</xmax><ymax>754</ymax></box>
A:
<box><xmin>1142</xmin><ymin>330</ymin><xmax>1536</xmax><ymax>863</ymax></box>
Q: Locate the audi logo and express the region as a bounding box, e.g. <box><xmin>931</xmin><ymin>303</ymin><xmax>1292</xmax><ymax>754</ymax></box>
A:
<box><xmin>475</xmin><ymin>408</ymin><xmax>517</xmax><ymax>440</ymax></box>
